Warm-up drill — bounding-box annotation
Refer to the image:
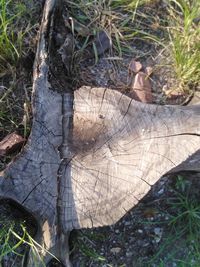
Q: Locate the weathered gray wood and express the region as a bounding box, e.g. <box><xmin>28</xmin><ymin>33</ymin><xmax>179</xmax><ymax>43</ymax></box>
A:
<box><xmin>69</xmin><ymin>87</ymin><xmax>200</xmax><ymax>229</ymax></box>
<box><xmin>0</xmin><ymin>0</ymin><xmax>70</xmax><ymax>266</ymax></box>
<box><xmin>0</xmin><ymin>0</ymin><xmax>200</xmax><ymax>266</ymax></box>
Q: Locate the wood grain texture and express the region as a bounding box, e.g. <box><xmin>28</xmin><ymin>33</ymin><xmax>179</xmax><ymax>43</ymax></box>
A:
<box><xmin>67</xmin><ymin>87</ymin><xmax>200</xmax><ymax>229</ymax></box>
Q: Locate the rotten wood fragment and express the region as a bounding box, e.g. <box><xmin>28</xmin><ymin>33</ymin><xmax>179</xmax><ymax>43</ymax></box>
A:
<box><xmin>0</xmin><ymin>132</ymin><xmax>25</xmax><ymax>157</ymax></box>
<box><xmin>0</xmin><ymin>0</ymin><xmax>200</xmax><ymax>266</ymax></box>
<box><xmin>130</xmin><ymin>71</ymin><xmax>153</xmax><ymax>103</ymax></box>
<box><xmin>128</xmin><ymin>59</ymin><xmax>143</xmax><ymax>74</ymax></box>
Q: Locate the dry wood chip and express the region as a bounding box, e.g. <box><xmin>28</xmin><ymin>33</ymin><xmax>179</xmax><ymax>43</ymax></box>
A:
<box><xmin>130</xmin><ymin>71</ymin><xmax>153</xmax><ymax>103</ymax></box>
<box><xmin>145</xmin><ymin>66</ymin><xmax>153</xmax><ymax>76</ymax></box>
<box><xmin>0</xmin><ymin>132</ymin><xmax>26</xmax><ymax>157</ymax></box>
<box><xmin>128</xmin><ymin>59</ymin><xmax>143</xmax><ymax>74</ymax></box>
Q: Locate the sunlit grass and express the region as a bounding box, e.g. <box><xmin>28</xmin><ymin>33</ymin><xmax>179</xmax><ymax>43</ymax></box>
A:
<box><xmin>0</xmin><ymin>0</ymin><xmax>27</xmax><ymax>71</ymax></box>
<box><xmin>0</xmin><ymin>220</ymin><xmax>43</xmax><ymax>266</ymax></box>
<box><xmin>0</xmin><ymin>0</ymin><xmax>39</xmax><ymax>75</ymax></box>
<box><xmin>0</xmin><ymin>218</ymin><xmax>60</xmax><ymax>267</ymax></box>
<box><xmin>167</xmin><ymin>0</ymin><xmax>200</xmax><ymax>92</ymax></box>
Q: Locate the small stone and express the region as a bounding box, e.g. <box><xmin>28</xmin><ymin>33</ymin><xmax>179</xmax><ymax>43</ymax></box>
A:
<box><xmin>138</xmin><ymin>229</ymin><xmax>143</xmax><ymax>234</ymax></box>
<box><xmin>154</xmin><ymin>227</ymin><xmax>162</xmax><ymax>235</ymax></box>
<box><xmin>115</xmin><ymin>229</ymin><xmax>120</xmax><ymax>234</ymax></box>
<box><xmin>124</xmin><ymin>221</ymin><xmax>131</xmax><ymax>226</ymax></box>
<box><xmin>110</xmin><ymin>247</ymin><xmax>121</xmax><ymax>254</ymax></box>
<box><xmin>154</xmin><ymin>227</ymin><xmax>163</xmax><ymax>243</ymax></box>
<box><xmin>126</xmin><ymin>252</ymin><xmax>133</xmax><ymax>257</ymax></box>
<box><xmin>157</xmin><ymin>188</ymin><xmax>164</xmax><ymax>195</ymax></box>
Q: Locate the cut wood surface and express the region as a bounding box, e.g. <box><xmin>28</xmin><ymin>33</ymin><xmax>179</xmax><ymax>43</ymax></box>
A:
<box><xmin>0</xmin><ymin>0</ymin><xmax>200</xmax><ymax>266</ymax></box>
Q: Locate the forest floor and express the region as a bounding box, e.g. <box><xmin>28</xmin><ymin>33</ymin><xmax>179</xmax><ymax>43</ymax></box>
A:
<box><xmin>0</xmin><ymin>0</ymin><xmax>200</xmax><ymax>266</ymax></box>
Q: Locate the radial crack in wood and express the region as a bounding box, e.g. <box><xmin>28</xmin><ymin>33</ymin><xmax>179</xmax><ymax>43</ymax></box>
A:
<box><xmin>0</xmin><ymin>0</ymin><xmax>200</xmax><ymax>266</ymax></box>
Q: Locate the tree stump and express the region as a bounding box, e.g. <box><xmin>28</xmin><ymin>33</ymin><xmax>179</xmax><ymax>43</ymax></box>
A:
<box><xmin>0</xmin><ymin>0</ymin><xmax>200</xmax><ymax>266</ymax></box>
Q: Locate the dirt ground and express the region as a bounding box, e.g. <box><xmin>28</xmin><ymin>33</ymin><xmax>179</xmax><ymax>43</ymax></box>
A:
<box><xmin>70</xmin><ymin>173</ymin><xmax>200</xmax><ymax>267</ymax></box>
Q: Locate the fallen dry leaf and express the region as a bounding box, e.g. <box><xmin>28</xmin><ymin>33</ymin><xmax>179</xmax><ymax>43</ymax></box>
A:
<box><xmin>93</xmin><ymin>30</ymin><xmax>112</xmax><ymax>56</ymax></box>
<box><xmin>128</xmin><ymin>59</ymin><xmax>142</xmax><ymax>74</ymax></box>
<box><xmin>0</xmin><ymin>132</ymin><xmax>26</xmax><ymax>157</ymax></box>
<box><xmin>130</xmin><ymin>71</ymin><xmax>153</xmax><ymax>103</ymax></box>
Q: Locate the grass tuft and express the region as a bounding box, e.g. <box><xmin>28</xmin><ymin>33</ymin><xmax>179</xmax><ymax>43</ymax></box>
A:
<box><xmin>148</xmin><ymin>175</ymin><xmax>200</xmax><ymax>266</ymax></box>
<box><xmin>65</xmin><ymin>0</ymin><xmax>165</xmax><ymax>60</ymax></box>
<box><xmin>167</xmin><ymin>0</ymin><xmax>200</xmax><ymax>92</ymax></box>
<box><xmin>0</xmin><ymin>220</ymin><xmax>59</xmax><ymax>267</ymax></box>
<box><xmin>72</xmin><ymin>231</ymin><xmax>106</xmax><ymax>265</ymax></box>
<box><xmin>0</xmin><ymin>0</ymin><xmax>26</xmax><ymax>71</ymax></box>
<box><xmin>0</xmin><ymin>0</ymin><xmax>39</xmax><ymax>75</ymax></box>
